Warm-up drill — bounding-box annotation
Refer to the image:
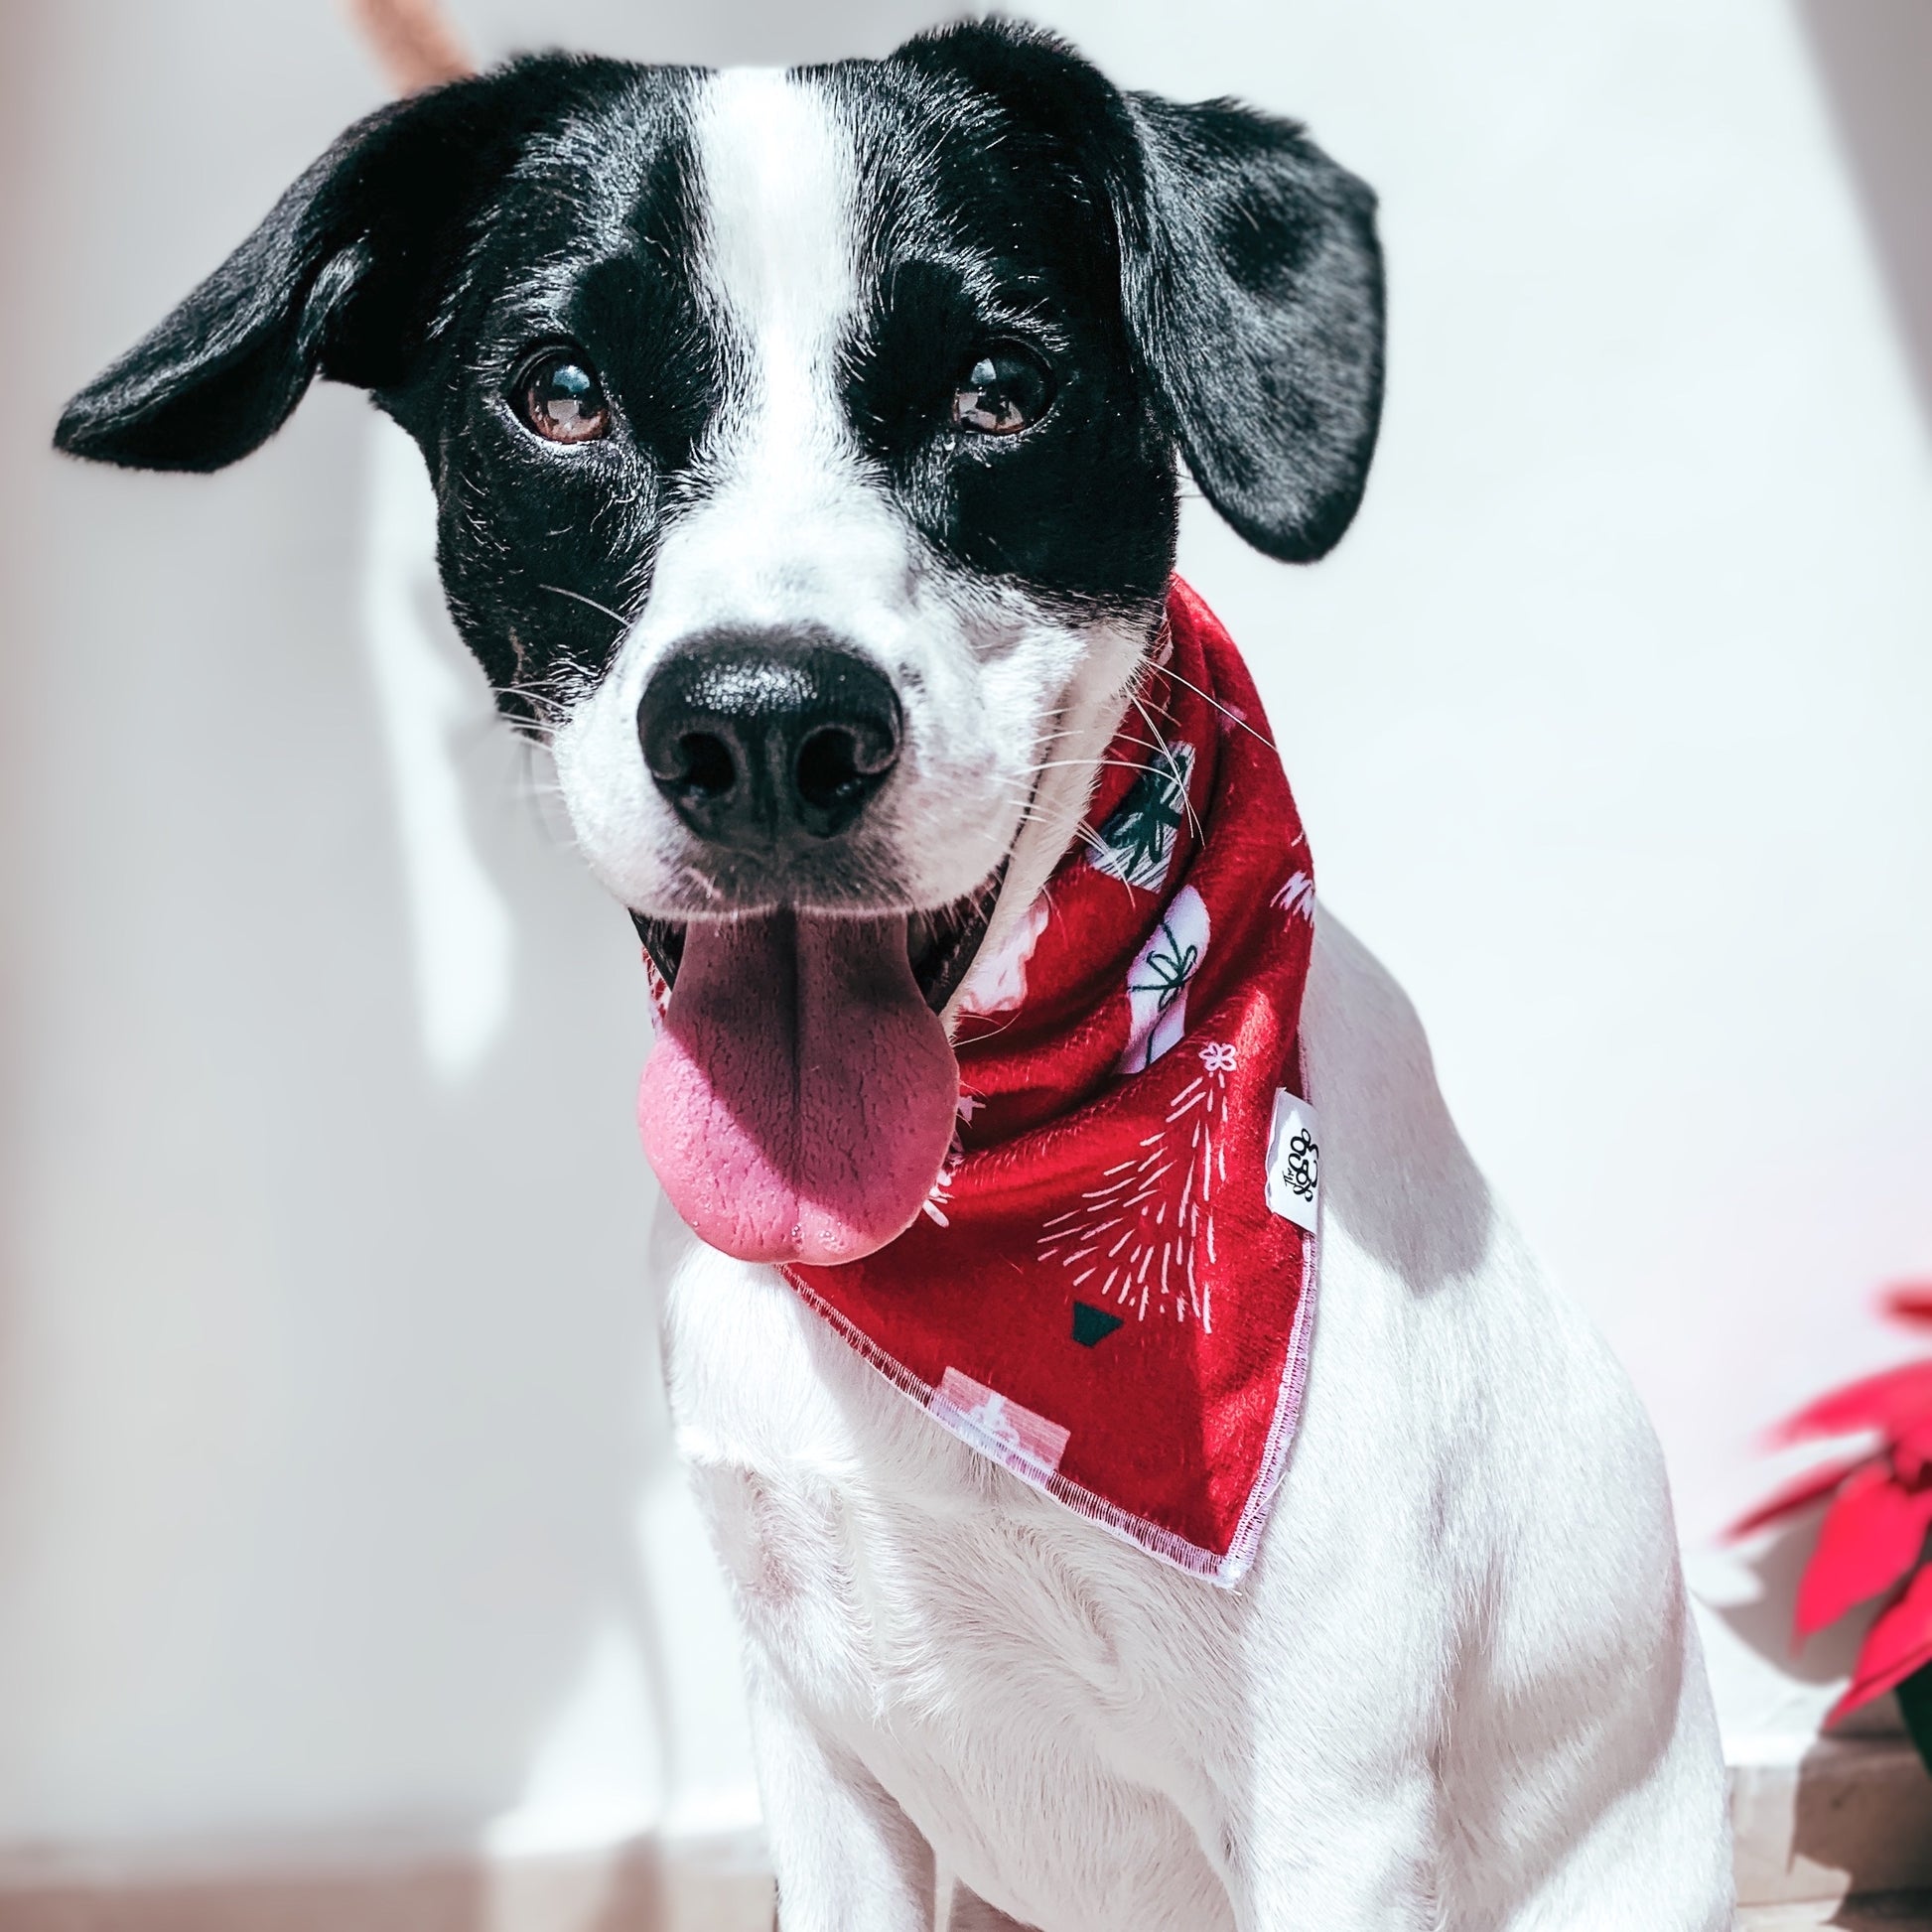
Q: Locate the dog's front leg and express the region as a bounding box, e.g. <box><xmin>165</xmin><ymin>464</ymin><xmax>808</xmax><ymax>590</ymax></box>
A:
<box><xmin>1221</xmin><ymin>1766</ymin><xmax>1442</xmax><ymax>1931</ymax></box>
<box><xmin>748</xmin><ymin>1662</ymin><xmax>937</xmax><ymax>1932</ymax></box>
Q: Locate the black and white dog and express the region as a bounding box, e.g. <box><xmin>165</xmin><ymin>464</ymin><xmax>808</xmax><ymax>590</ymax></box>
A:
<box><xmin>58</xmin><ymin>23</ymin><xmax>1730</xmax><ymax>1929</ymax></box>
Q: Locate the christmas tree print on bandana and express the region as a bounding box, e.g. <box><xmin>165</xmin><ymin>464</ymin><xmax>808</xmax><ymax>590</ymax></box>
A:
<box><xmin>1040</xmin><ymin>1036</ymin><xmax>1241</xmax><ymax>1327</ymax></box>
<box><xmin>766</xmin><ymin>579</ymin><xmax>1321</xmax><ymax>1585</ymax></box>
<box><xmin>1090</xmin><ymin>741</ymin><xmax>1194</xmax><ymax>892</ymax></box>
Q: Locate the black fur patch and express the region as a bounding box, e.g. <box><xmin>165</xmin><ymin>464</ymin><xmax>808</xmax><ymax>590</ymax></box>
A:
<box><xmin>825</xmin><ymin>41</ymin><xmax>1177</xmax><ymax>615</ymax></box>
<box><xmin>888</xmin><ymin>23</ymin><xmax>1385</xmax><ymax>565</ymax></box>
<box><xmin>398</xmin><ymin>64</ymin><xmax>719</xmax><ymax>712</ymax></box>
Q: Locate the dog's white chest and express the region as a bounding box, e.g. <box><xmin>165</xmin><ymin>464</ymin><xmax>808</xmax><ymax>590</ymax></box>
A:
<box><xmin>659</xmin><ymin>1230</ymin><xmax>1237</xmax><ymax>1931</ymax></box>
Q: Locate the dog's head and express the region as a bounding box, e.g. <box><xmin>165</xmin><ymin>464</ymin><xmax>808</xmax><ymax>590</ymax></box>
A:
<box><xmin>58</xmin><ymin>21</ymin><xmax>1382</xmax><ymax>1263</ymax></box>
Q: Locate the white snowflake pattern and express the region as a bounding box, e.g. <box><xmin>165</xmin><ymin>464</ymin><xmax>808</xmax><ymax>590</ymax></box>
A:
<box><xmin>1037</xmin><ymin>1043</ymin><xmax>1236</xmax><ymax>1328</ymax></box>
<box><xmin>1272</xmin><ymin>870</ymin><xmax>1315</xmax><ymax>924</ymax></box>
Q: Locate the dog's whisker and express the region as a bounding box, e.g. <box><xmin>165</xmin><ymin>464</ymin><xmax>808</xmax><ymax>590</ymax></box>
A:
<box><xmin>1021</xmin><ymin>758</ymin><xmax>1165</xmax><ymax>778</ymax></box>
<box><xmin>1154</xmin><ymin>662</ymin><xmax>1281</xmax><ymax>758</ymax></box>
<box><xmin>1124</xmin><ymin>685</ymin><xmax>1205</xmax><ymax>847</ymax></box>
<box><xmin>537</xmin><ymin>582</ymin><xmax>634</xmax><ymax>630</ymax></box>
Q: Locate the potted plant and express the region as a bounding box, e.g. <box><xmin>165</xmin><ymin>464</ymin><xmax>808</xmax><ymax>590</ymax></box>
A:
<box><xmin>1735</xmin><ymin>1286</ymin><xmax>1932</xmax><ymax>1770</ymax></box>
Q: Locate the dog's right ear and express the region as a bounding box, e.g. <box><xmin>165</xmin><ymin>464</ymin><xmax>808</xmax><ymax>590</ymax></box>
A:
<box><xmin>896</xmin><ymin>23</ymin><xmax>1384</xmax><ymax>566</ymax></box>
<box><xmin>54</xmin><ymin>58</ymin><xmax>596</xmax><ymax>473</ymax></box>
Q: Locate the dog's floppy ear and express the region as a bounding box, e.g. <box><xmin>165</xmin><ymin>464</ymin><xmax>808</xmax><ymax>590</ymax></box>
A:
<box><xmin>1111</xmin><ymin>91</ymin><xmax>1384</xmax><ymax>563</ymax></box>
<box><xmin>54</xmin><ymin>58</ymin><xmax>595</xmax><ymax>473</ymax></box>
<box><xmin>897</xmin><ymin>23</ymin><xmax>1384</xmax><ymax>564</ymax></box>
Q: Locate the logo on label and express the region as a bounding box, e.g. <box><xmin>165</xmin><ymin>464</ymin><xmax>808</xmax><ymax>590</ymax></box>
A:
<box><xmin>1281</xmin><ymin>1128</ymin><xmax>1317</xmax><ymax>1201</ymax></box>
<box><xmin>1265</xmin><ymin>1090</ymin><xmax>1322</xmax><ymax>1235</ymax></box>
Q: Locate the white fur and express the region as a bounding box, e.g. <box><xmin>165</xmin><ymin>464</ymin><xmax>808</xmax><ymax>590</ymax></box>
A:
<box><xmin>547</xmin><ymin>65</ymin><xmax>1732</xmax><ymax>1930</ymax></box>
<box><xmin>659</xmin><ymin>912</ymin><xmax>1732</xmax><ymax>1930</ymax></box>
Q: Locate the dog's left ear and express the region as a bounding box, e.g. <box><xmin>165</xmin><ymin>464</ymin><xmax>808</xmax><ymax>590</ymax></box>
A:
<box><xmin>54</xmin><ymin>56</ymin><xmax>602</xmax><ymax>474</ymax></box>
<box><xmin>1110</xmin><ymin>90</ymin><xmax>1385</xmax><ymax>563</ymax></box>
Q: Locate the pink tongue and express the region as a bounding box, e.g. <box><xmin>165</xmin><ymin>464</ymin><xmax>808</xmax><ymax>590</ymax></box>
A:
<box><xmin>637</xmin><ymin>910</ymin><xmax>959</xmax><ymax>1266</ymax></box>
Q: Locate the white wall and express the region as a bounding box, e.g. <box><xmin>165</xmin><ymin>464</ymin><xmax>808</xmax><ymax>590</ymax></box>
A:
<box><xmin>1</xmin><ymin>0</ymin><xmax>1927</xmax><ymax>1869</ymax></box>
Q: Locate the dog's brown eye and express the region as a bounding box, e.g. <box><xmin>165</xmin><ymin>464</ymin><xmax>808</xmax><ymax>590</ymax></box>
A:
<box><xmin>952</xmin><ymin>347</ymin><xmax>1052</xmax><ymax>436</ymax></box>
<box><xmin>519</xmin><ymin>352</ymin><xmax>610</xmax><ymax>444</ymax></box>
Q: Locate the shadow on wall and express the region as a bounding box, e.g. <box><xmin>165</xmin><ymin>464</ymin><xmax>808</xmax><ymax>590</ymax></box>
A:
<box><xmin>1713</xmin><ymin>1516</ymin><xmax>1869</xmax><ymax>1695</ymax></box>
<box><xmin>1794</xmin><ymin>0</ymin><xmax>1932</xmax><ymax>436</ymax></box>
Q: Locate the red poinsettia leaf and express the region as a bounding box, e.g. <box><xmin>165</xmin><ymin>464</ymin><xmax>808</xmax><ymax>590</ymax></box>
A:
<box><xmin>1896</xmin><ymin>1418</ymin><xmax>1932</xmax><ymax>1487</ymax></box>
<box><xmin>1775</xmin><ymin>1360</ymin><xmax>1932</xmax><ymax>1448</ymax></box>
<box><xmin>1729</xmin><ymin>1451</ymin><xmax>1875</xmax><ymax>1539</ymax></box>
<box><xmin>1795</xmin><ymin>1461</ymin><xmax>1932</xmax><ymax>1639</ymax></box>
<box><xmin>1882</xmin><ymin>1284</ymin><xmax>1932</xmax><ymax>1328</ymax></box>
<box><xmin>1829</xmin><ymin>1562</ymin><xmax>1932</xmax><ymax>1724</ymax></box>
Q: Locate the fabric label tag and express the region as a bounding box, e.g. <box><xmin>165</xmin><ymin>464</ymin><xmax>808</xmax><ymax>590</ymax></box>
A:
<box><xmin>1264</xmin><ymin>1090</ymin><xmax>1321</xmax><ymax>1234</ymax></box>
<box><xmin>931</xmin><ymin>1367</ymin><xmax>1070</xmax><ymax>1482</ymax></box>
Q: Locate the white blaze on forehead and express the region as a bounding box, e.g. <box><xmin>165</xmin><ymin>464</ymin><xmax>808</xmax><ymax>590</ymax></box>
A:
<box><xmin>550</xmin><ymin>60</ymin><xmax>1111</xmax><ymax>933</ymax></box>
<box><xmin>693</xmin><ymin>68</ymin><xmax>861</xmax><ymax>476</ymax></box>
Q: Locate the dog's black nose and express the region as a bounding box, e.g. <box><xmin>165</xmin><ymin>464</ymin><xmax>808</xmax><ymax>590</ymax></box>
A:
<box><xmin>638</xmin><ymin>633</ymin><xmax>902</xmax><ymax>849</ymax></box>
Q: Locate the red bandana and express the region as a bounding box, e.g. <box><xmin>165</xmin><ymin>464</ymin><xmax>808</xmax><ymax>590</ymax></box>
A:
<box><xmin>767</xmin><ymin>581</ymin><xmax>1321</xmax><ymax>1583</ymax></box>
